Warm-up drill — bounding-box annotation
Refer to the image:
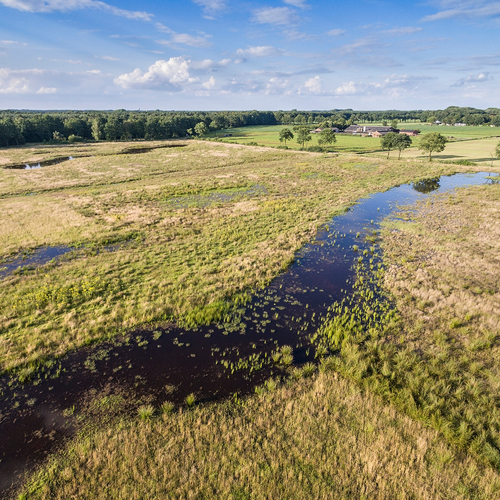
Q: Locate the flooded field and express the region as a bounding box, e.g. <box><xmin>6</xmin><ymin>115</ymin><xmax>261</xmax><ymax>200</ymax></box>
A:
<box><xmin>1</xmin><ymin>171</ymin><xmax>497</xmax><ymax>495</ymax></box>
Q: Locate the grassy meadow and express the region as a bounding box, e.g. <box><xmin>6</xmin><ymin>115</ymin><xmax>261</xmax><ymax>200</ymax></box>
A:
<box><xmin>2</xmin><ymin>138</ymin><xmax>500</xmax><ymax>499</ymax></box>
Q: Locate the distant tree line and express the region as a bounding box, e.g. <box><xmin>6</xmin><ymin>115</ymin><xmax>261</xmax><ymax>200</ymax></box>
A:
<box><xmin>0</xmin><ymin>106</ymin><xmax>499</xmax><ymax>147</ymax></box>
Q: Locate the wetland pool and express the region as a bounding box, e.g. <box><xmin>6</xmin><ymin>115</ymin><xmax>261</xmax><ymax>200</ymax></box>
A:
<box><xmin>3</xmin><ymin>143</ymin><xmax>188</xmax><ymax>170</ymax></box>
<box><xmin>0</xmin><ymin>171</ymin><xmax>498</xmax><ymax>496</ymax></box>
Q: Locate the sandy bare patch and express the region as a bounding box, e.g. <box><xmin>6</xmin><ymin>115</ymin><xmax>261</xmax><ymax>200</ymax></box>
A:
<box><xmin>209</xmin><ymin>151</ymin><xmax>229</xmax><ymax>157</ymax></box>
<box><xmin>232</xmin><ymin>201</ymin><xmax>259</xmax><ymax>213</ymax></box>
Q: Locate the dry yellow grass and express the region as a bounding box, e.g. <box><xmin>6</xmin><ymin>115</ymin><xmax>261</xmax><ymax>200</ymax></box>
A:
<box><xmin>382</xmin><ymin>184</ymin><xmax>500</xmax><ymax>402</ymax></box>
<box><xmin>20</xmin><ymin>368</ymin><xmax>500</xmax><ymax>500</ymax></box>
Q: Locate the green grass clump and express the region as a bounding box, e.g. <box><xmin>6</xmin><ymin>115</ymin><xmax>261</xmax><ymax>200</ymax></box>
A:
<box><xmin>185</xmin><ymin>393</ymin><xmax>196</xmax><ymax>407</ymax></box>
<box><xmin>161</xmin><ymin>401</ymin><xmax>175</xmax><ymax>415</ymax></box>
<box><xmin>137</xmin><ymin>405</ymin><xmax>155</xmax><ymax>420</ymax></box>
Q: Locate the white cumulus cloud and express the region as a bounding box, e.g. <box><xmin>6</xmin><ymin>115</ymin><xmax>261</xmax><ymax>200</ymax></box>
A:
<box><xmin>265</xmin><ymin>77</ymin><xmax>291</xmax><ymax>95</ymax></box>
<box><xmin>335</xmin><ymin>81</ymin><xmax>357</xmax><ymax>95</ymax></box>
<box><xmin>303</xmin><ymin>75</ymin><xmax>322</xmax><ymax>93</ymax></box>
<box><xmin>114</xmin><ymin>57</ymin><xmax>201</xmax><ymax>91</ymax></box>
<box><xmin>452</xmin><ymin>72</ymin><xmax>493</xmax><ymax>86</ymax></box>
<box><xmin>36</xmin><ymin>86</ymin><xmax>57</xmax><ymax>93</ymax></box>
<box><xmin>202</xmin><ymin>76</ymin><xmax>215</xmax><ymax>89</ymax></box>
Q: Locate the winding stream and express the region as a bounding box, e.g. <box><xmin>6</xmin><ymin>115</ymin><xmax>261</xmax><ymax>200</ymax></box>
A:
<box><xmin>0</xmin><ymin>171</ymin><xmax>498</xmax><ymax>496</ymax></box>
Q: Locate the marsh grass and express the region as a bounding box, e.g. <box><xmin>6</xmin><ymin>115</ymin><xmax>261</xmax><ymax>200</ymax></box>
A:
<box><xmin>20</xmin><ymin>370</ymin><xmax>500</xmax><ymax>499</ymax></box>
<box><xmin>314</xmin><ymin>183</ymin><xmax>500</xmax><ymax>469</ymax></box>
<box><xmin>1</xmin><ymin>140</ymin><xmax>486</xmax><ymax>375</ymax></box>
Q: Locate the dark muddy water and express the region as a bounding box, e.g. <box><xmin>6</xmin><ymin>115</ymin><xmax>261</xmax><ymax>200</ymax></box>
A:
<box><xmin>0</xmin><ymin>171</ymin><xmax>498</xmax><ymax>496</ymax></box>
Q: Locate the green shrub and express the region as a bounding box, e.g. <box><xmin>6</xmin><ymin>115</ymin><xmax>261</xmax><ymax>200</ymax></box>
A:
<box><xmin>68</xmin><ymin>135</ymin><xmax>84</xmax><ymax>143</ymax></box>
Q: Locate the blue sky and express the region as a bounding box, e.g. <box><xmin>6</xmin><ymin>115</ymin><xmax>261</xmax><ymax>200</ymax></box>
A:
<box><xmin>0</xmin><ymin>0</ymin><xmax>499</xmax><ymax>110</ymax></box>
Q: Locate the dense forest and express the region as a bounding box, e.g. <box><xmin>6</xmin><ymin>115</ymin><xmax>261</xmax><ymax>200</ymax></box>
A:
<box><xmin>0</xmin><ymin>106</ymin><xmax>499</xmax><ymax>147</ymax></box>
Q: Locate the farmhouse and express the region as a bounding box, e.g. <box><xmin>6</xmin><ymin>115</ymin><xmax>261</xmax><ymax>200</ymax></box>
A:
<box><xmin>343</xmin><ymin>124</ymin><xmax>396</xmax><ymax>136</ymax></box>
<box><xmin>399</xmin><ymin>129</ymin><xmax>419</xmax><ymax>136</ymax></box>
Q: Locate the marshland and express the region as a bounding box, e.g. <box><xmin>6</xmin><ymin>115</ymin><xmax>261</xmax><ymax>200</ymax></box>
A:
<box><xmin>1</xmin><ymin>137</ymin><xmax>500</xmax><ymax>499</ymax></box>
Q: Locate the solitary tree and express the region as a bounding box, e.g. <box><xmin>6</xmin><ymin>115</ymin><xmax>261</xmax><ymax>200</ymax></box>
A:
<box><xmin>419</xmin><ymin>132</ymin><xmax>447</xmax><ymax>161</ymax></box>
<box><xmin>495</xmin><ymin>140</ymin><xmax>500</xmax><ymax>159</ymax></box>
<box><xmin>317</xmin><ymin>128</ymin><xmax>336</xmax><ymax>149</ymax></box>
<box><xmin>194</xmin><ymin>122</ymin><xmax>208</xmax><ymax>137</ymax></box>
<box><xmin>380</xmin><ymin>132</ymin><xmax>398</xmax><ymax>158</ymax></box>
<box><xmin>295</xmin><ymin>127</ymin><xmax>311</xmax><ymax>148</ymax></box>
<box><xmin>279</xmin><ymin>128</ymin><xmax>294</xmax><ymax>146</ymax></box>
<box><xmin>393</xmin><ymin>134</ymin><xmax>412</xmax><ymax>159</ymax></box>
<box><xmin>391</xmin><ymin>119</ymin><xmax>399</xmax><ymax>130</ymax></box>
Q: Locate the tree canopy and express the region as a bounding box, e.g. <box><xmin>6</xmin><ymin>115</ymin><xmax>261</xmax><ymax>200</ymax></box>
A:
<box><xmin>194</xmin><ymin>122</ymin><xmax>208</xmax><ymax>137</ymax></box>
<box><xmin>419</xmin><ymin>132</ymin><xmax>447</xmax><ymax>161</ymax></box>
<box><xmin>393</xmin><ymin>134</ymin><xmax>412</xmax><ymax>159</ymax></box>
<box><xmin>380</xmin><ymin>132</ymin><xmax>399</xmax><ymax>158</ymax></box>
<box><xmin>294</xmin><ymin>126</ymin><xmax>311</xmax><ymax>148</ymax></box>
<box><xmin>279</xmin><ymin>128</ymin><xmax>294</xmax><ymax>146</ymax></box>
<box><xmin>317</xmin><ymin>129</ymin><xmax>336</xmax><ymax>149</ymax></box>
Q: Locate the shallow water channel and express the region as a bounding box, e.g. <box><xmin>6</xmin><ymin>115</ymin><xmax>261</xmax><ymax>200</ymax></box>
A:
<box><xmin>0</xmin><ymin>171</ymin><xmax>498</xmax><ymax>495</ymax></box>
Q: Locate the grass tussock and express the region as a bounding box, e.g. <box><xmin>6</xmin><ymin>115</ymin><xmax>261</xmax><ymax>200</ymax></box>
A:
<box><xmin>20</xmin><ymin>370</ymin><xmax>500</xmax><ymax>500</ymax></box>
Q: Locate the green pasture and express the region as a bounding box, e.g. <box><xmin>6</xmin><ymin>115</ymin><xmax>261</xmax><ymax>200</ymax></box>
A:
<box><xmin>397</xmin><ymin>136</ymin><xmax>500</xmax><ymax>166</ymax></box>
<box><xmin>210</xmin><ymin>124</ymin><xmax>500</xmax><ymax>166</ymax></box>
<box><xmin>209</xmin><ymin>125</ymin><xmax>383</xmax><ymax>153</ymax></box>
<box><xmin>358</xmin><ymin>121</ymin><xmax>500</xmax><ymax>139</ymax></box>
<box><xmin>209</xmin><ymin>123</ymin><xmax>500</xmax><ymax>160</ymax></box>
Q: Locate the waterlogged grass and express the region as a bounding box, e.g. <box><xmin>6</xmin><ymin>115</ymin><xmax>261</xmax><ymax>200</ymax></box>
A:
<box><xmin>20</xmin><ymin>369</ymin><xmax>500</xmax><ymax>500</ymax></box>
<box><xmin>2</xmin><ymin>140</ymin><xmax>484</xmax><ymax>374</ymax></box>
<box><xmin>314</xmin><ymin>183</ymin><xmax>500</xmax><ymax>469</ymax></box>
